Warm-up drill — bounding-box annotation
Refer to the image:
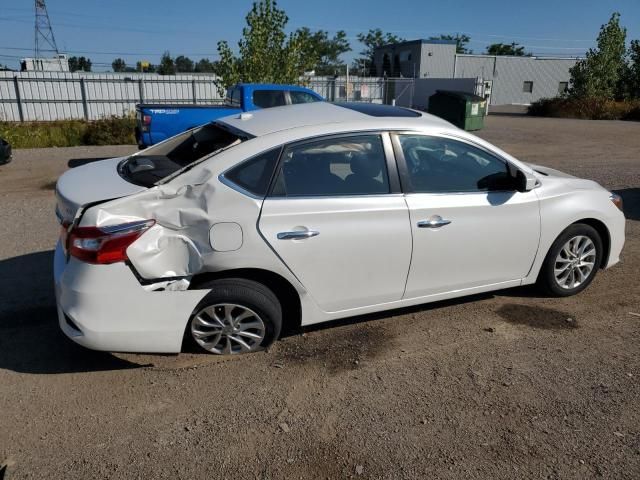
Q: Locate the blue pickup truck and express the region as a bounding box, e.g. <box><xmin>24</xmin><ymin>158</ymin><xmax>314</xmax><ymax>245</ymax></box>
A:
<box><xmin>135</xmin><ymin>83</ymin><xmax>323</xmax><ymax>148</ymax></box>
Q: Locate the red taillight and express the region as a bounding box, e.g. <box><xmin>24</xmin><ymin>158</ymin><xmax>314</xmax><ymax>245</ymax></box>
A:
<box><xmin>67</xmin><ymin>220</ymin><xmax>155</xmax><ymax>264</ymax></box>
<box><xmin>142</xmin><ymin>114</ymin><xmax>152</xmax><ymax>132</ymax></box>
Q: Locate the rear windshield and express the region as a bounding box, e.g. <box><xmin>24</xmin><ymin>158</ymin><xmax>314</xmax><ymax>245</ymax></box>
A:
<box><xmin>119</xmin><ymin>123</ymin><xmax>246</xmax><ymax>187</ymax></box>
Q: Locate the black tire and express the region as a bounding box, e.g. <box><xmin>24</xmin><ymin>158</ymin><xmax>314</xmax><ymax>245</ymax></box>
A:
<box><xmin>537</xmin><ymin>223</ymin><xmax>603</xmax><ymax>297</ymax></box>
<box><xmin>185</xmin><ymin>278</ymin><xmax>282</xmax><ymax>354</ymax></box>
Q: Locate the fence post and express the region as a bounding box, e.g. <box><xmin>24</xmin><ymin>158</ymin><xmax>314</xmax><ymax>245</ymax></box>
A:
<box><xmin>13</xmin><ymin>76</ymin><xmax>24</xmax><ymax>122</ymax></box>
<box><xmin>192</xmin><ymin>79</ymin><xmax>197</xmax><ymax>104</ymax></box>
<box><xmin>138</xmin><ymin>78</ymin><xmax>145</xmax><ymax>103</ymax></box>
<box><xmin>79</xmin><ymin>78</ymin><xmax>89</xmax><ymax>121</ymax></box>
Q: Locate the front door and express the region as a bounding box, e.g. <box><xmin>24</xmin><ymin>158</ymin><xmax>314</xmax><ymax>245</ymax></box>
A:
<box><xmin>259</xmin><ymin>133</ymin><xmax>412</xmax><ymax>312</ymax></box>
<box><xmin>393</xmin><ymin>133</ymin><xmax>540</xmax><ymax>298</ymax></box>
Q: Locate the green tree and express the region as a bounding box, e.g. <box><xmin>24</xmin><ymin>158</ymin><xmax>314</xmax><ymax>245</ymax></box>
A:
<box><xmin>356</xmin><ymin>29</ymin><xmax>404</xmax><ymax>75</ymax></box>
<box><xmin>194</xmin><ymin>58</ymin><xmax>217</xmax><ymax>73</ymax></box>
<box><xmin>569</xmin><ymin>12</ymin><xmax>627</xmax><ymax>99</ymax></box>
<box><xmin>175</xmin><ymin>55</ymin><xmax>195</xmax><ymax>73</ymax></box>
<box><xmin>626</xmin><ymin>40</ymin><xmax>640</xmax><ymax>98</ymax></box>
<box><xmin>68</xmin><ymin>56</ymin><xmax>92</xmax><ymax>72</ymax></box>
<box><xmin>486</xmin><ymin>42</ymin><xmax>527</xmax><ymax>56</ymax></box>
<box><xmin>215</xmin><ymin>0</ymin><xmax>315</xmax><ymax>93</ymax></box>
<box><xmin>295</xmin><ymin>28</ymin><xmax>351</xmax><ymax>75</ymax></box>
<box><xmin>429</xmin><ymin>34</ymin><xmax>472</xmax><ymax>54</ymax></box>
<box><xmin>112</xmin><ymin>58</ymin><xmax>126</xmax><ymax>72</ymax></box>
<box><xmin>158</xmin><ymin>52</ymin><xmax>176</xmax><ymax>75</ymax></box>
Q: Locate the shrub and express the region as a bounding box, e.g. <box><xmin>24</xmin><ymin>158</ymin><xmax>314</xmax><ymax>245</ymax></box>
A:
<box><xmin>528</xmin><ymin>97</ymin><xmax>640</xmax><ymax>121</ymax></box>
<box><xmin>82</xmin><ymin>116</ymin><xmax>136</xmax><ymax>145</ymax></box>
<box><xmin>0</xmin><ymin>116</ymin><xmax>136</xmax><ymax>149</ymax></box>
<box><xmin>623</xmin><ymin>106</ymin><xmax>640</xmax><ymax>121</ymax></box>
<box><xmin>0</xmin><ymin>120</ymin><xmax>86</xmax><ymax>148</ymax></box>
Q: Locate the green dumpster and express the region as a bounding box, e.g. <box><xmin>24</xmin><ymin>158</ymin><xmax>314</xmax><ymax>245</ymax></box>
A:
<box><xmin>427</xmin><ymin>90</ymin><xmax>487</xmax><ymax>131</ymax></box>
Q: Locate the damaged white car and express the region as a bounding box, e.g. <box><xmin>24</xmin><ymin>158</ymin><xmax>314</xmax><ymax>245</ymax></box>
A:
<box><xmin>54</xmin><ymin>102</ymin><xmax>626</xmax><ymax>355</ymax></box>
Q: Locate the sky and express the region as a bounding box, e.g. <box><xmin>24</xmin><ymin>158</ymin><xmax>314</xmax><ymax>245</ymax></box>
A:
<box><xmin>1</xmin><ymin>0</ymin><xmax>640</xmax><ymax>71</ymax></box>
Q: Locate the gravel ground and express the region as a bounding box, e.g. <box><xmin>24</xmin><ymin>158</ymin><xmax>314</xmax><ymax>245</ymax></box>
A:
<box><xmin>0</xmin><ymin>116</ymin><xmax>639</xmax><ymax>479</ymax></box>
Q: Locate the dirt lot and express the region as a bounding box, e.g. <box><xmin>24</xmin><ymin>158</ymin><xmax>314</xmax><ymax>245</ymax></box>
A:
<box><xmin>1</xmin><ymin>116</ymin><xmax>639</xmax><ymax>479</ymax></box>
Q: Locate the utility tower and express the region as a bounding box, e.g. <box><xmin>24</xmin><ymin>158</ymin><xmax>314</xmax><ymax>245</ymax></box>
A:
<box><xmin>34</xmin><ymin>0</ymin><xmax>59</xmax><ymax>59</ymax></box>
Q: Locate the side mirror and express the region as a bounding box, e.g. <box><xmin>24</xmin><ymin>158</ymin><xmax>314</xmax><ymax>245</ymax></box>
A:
<box><xmin>514</xmin><ymin>169</ymin><xmax>538</xmax><ymax>192</ymax></box>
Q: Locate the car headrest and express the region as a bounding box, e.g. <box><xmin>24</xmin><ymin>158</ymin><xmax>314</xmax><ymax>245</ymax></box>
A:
<box><xmin>350</xmin><ymin>153</ymin><xmax>381</xmax><ymax>178</ymax></box>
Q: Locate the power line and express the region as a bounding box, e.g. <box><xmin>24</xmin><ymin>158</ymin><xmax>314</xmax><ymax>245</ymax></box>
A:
<box><xmin>0</xmin><ymin>45</ymin><xmax>220</xmax><ymax>58</ymax></box>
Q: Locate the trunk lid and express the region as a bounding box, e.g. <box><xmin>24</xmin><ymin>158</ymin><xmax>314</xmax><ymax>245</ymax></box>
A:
<box><xmin>55</xmin><ymin>157</ymin><xmax>146</xmax><ymax>224</ymax></box>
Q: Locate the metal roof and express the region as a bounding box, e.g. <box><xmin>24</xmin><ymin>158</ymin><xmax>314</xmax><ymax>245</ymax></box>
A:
<box><xmin>217</xmin><ymin>102</ymin><xmax>452</xmax><ymax>137</ymax></box>
<box><xmin>376</xmin><ymin>39</ymin><xmax>458</xmax><ymax>50</ymax></box>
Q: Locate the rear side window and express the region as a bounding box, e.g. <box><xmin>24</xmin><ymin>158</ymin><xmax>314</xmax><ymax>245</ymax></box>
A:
<box><xmin>120</xmin><ymin>124</ymin><xmax>244</xmax><ymax>187</ymax></box>
<box><xmin>231</xmin><ymin>88</ymin><xmax>242</xmax><ymax>107</ymax></box>
<box><xmin>270</xmin><ymin>135</ymin><xmax>390</xmax><ymax>197</ymax></box>
<box><xmin>227</xmin><ymin>87</ymin><xmax>241</xmax><ymax>107</ymax></box>
<box><xmin>224</xmin><ymin>148</ymin><xmax>281</xmax><ymax>197</ymax></box>
<box><xmin>253</xmin><ymin>90</ymin><xmax>286</xmax><ymax>108</ymax></box>
<box><xmin>290</xmin><ymin>91</ymin><xmax>319</xmax><ymax>104</ymax></box>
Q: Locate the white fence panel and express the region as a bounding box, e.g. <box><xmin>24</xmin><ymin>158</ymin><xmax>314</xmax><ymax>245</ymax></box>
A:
<box><xmin>0</xmin><ymin>72</ymin><xmax>390</xmax><ymax>122</ymax></box>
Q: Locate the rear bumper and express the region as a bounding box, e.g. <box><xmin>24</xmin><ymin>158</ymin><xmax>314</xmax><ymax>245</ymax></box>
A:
<box><xmin>54</xmin><ymin>241</ymin><xmax>209</xmax><ymax>353</ymax></box>
<box><xmin>134</xmin><ymin>126</ymin><xmax>149</xmax><ymax>149</ymax></box>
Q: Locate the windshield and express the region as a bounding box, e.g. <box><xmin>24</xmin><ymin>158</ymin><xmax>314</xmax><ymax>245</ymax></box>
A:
<box><xmin>119</xmin><ymin>123</ymin><xmax>246</xmax><ymax>187</ymax></box>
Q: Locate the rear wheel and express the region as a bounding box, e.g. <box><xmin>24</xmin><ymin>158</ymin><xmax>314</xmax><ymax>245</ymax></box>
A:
<box><xmin>186</xmin><ymin>278</ymin><xmax>282</xmax><ymax>355</ymax></box>
<box><xmin>538</xmin><ymin>224</ymin><xmax>603</xmax><ymax>297</ymax></box>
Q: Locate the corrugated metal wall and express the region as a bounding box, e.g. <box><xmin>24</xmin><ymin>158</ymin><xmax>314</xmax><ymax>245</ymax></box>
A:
<box><xmin>0</xmin><ymin>71</ymin><xmax>222</xmax><ymax>122</ymax></box>
<box><xmin>0</xmin><ymin>72</ymin><xmax>386</xmax><ymax>122</ymax></box>
<box><xmin>454</xmin><ymin>55</ymin><xmax>577</xmax><ymax>105</ymax></box>
<box><xmin>420</xmin><ymin>43</ymin><xmax>457</xmax><ymax>78</ymax></box>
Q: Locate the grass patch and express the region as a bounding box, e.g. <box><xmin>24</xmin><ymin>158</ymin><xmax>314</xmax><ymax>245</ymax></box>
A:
<box><xmin>0</xmin><ymin>116</ymin><xmax>136</xmax><ymax>149</ymax></box>
<box><xmin>528</xmin><ymin>97</ymin><xmax>640</xmax><ymax>121</ymax></box>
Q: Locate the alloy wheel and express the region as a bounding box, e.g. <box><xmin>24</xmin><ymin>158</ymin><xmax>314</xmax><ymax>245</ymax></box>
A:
<box><xmin>553</xmin><ymin>235</ymin><xmax>597</xmax><ymax>290</ymax></box>
<box><xmin>191</xmin><ymin>303</ymin><xmax>266</xmax><ymax>354</ymax></box>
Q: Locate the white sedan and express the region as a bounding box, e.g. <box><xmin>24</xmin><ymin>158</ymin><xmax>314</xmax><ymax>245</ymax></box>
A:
<box><xmin>54</xmin><ymin>102</ymin><xmax>625</xmax><ymax>355</ymax></box>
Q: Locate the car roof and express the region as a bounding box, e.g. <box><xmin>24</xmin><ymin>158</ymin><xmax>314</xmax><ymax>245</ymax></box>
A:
<box><xmin>218</xmin><ymin>102</ymin><xmax>453</xmax><ymax>137</ymax></box>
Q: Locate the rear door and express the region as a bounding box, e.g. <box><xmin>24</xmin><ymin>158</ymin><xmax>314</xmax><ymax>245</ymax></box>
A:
<box><xmin>393</xmin><ymin>133</ymin><xmax>540</xmax><ymax>298</ymax></box>
<box><xmin>258</xmin><ymin>133</ymin><xmax>412</xmax><ymax>312</ymax></box>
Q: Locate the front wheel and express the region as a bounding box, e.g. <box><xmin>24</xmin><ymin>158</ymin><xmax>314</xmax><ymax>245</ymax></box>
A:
<box><xmin>538</xmin><ymin>224</ymin><xmax>603</xmax><ymax>297</ymax></box>
<box><xmin>186</xmin><ymin>278</ymin><xmax>282</xmax><ymax>355</ymax></box>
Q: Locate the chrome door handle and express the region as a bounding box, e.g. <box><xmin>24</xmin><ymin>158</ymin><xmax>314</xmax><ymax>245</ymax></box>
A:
<box><xmin>277</xmin><ymin>230</ymin><xmax>320</xmax><ymax>240</ymax></box>
<box><xmin>417</xmin><ymin>218</ymin><xmax>451</xmax><ymax>228</ymax></box>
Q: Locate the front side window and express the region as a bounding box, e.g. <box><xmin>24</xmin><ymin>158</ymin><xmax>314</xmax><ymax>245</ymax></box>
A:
<box><xmin>289</xmin><ymin>91</ymin><xmax>320</xmax><ymax>104</ymax></box>
<box><xmin>271</xmin><ymin>135</ymin><xmax>390</xmax><ymax>197</ymax></box>
<box><xmin>253</xmin><ymin>90</ymin><xmax>287</xmax><ymax>109</ymax></box>
<box><xmin>398</xmin><ymin>135</ymin><xmax>512</xmax><ymax>193</ymax></box>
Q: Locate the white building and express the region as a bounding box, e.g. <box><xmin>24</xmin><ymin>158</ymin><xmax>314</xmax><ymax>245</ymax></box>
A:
<box><xmin>20</xmin><ymin>54</ymin><xmax>69</xmax><ymax>72</ymax></box>
<box><xmin>374</xmin><ymin>40</ymin><xmax>580</xmax><ymax>105</ymax></box>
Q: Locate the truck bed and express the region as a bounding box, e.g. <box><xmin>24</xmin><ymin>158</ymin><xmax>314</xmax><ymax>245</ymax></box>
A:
<box><xmin>136</xmin><ymin>104</ymin><xmax>242</xmax><ymax>147</ymax></box>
